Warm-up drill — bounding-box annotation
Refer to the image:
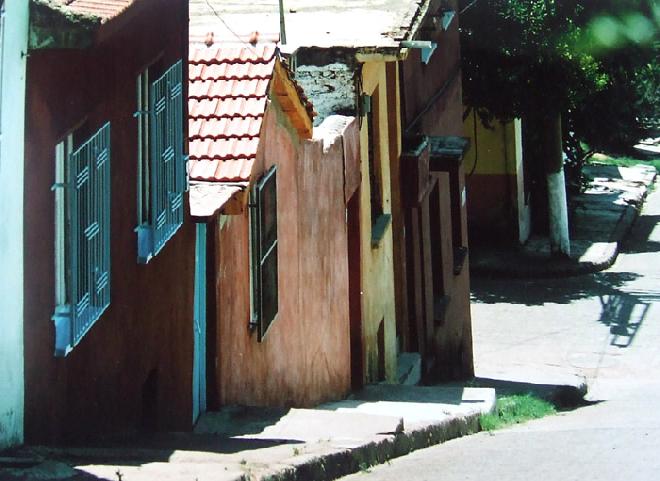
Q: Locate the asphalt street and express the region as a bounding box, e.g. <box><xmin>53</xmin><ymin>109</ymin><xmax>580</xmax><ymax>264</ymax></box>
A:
<box><xmin>339</xmin><ymin>182</ymin><xmax>660</xmax><ymax>481</ymax></box>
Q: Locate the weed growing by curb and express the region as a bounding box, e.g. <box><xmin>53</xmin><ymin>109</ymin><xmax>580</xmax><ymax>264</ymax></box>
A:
<box><xmin>479</xmin><ymin>394</ymin><xmax>556</xmax><ymax>431</ymax></box>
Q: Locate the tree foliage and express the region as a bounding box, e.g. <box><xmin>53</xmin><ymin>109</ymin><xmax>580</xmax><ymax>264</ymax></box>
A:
<box><xmin>460</xmin><ymin>0</ymin><xmax>659</xmax><ymax>167</ymax></box>
<box><xmin>460</xmin><ymin>0</ymin><xmax>607</xmax><ymax>123</ymax></box>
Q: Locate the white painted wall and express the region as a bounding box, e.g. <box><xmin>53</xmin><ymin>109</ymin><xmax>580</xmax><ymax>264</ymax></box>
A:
<box><xmin>0</xmin><ymin>0</ymin><xmax>28</xmax><ymax>449</ymax></box>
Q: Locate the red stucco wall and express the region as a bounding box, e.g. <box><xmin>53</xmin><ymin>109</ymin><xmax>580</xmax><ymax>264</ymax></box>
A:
<box><xmin>23</xmin><ymin>0</ymin><xmax>193</xmax><ymax>443</ymax></box>
<box><xmin>211</xmin><ymin>104</ymin><xmax>352</xmax><ymax>407</ymax></box>
<box><xmin>399</xmin><ymin>0</ymin><xmax>474</xmax><ymax>379</ymax></box>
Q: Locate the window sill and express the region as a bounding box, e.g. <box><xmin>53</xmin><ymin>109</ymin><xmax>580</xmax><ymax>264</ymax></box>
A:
<box><xmin>52</xmin><ymin>305</ymin><xmax>73</xmax><ymax>357</ymax></box>
<box><xmin>136</xmin><ymin>224</ymin><xmax>154</xmax><ymax>264</ymax></box>
<box><xmin>371</xmin><ymin>213</ymin><xmax>392</xmax><ymax>249</ymax></box>
<box><xmin>136</xmin><ymin>221</ymin><xmax>183</xmax><ymax>264</ymax></box>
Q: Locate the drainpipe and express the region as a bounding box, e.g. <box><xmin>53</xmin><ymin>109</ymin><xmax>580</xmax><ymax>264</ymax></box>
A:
<box><xmin>278</xmin><ymin>0</ymin><xmax>287</xmax><ymax>45</ymax></box>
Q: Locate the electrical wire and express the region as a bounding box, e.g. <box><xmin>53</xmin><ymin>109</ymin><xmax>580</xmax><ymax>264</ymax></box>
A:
<box><xmin>203</xmin><ymin>0</ymin><xmax>261</xmax><ymax>55</ymax></box>
<box><xmin>459</xmin><ymin>0</ymin><xmax>478</xmax><ymax>16</ymax></box>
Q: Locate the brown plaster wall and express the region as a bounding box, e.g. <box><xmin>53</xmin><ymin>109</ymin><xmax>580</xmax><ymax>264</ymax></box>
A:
<box><xmin>399</xmin><ymin>1</ymin><xmax>474</xmax><ymax>379</ymax></box>
<box><xmin>23</xmin><ymin>0</ymin><xmax>193</xmax><ymax>443</ymax></box>
<box><xmin>212</xmin><ymin>102</ymin><xmax>352</xmax><ymax>407</ymax></box>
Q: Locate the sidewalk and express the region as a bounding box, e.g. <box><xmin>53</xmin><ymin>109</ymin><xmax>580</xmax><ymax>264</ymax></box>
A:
<box><xmin>470</xmin><ymin>164</ymin><xmax>657</xmax><ymax>278</ymax></box>
<box><xmin>1</xmin><ymin>385</ymin><xmax>495</xmax><ymax>481</ymax></box>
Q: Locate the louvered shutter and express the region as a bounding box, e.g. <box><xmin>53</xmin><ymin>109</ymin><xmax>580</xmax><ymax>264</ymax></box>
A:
<box><xmin>150</xmin><ymin>59</ymin><xmax>184</xmax><ymax>256</ymax></box>
<box><xmin>69</xmin><ymin>122</ymin><xmax>111</xmax><ymax>346</ymax></box>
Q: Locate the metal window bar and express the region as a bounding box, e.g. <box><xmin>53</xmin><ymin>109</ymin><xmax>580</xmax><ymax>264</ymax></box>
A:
<box><xmin>249</xmin><ymin>167</ymin><xmax>278</xmax><ymax>341</ymax></box>
<box><xmin>69</xmin><ymin>122</ymin><xmax>111</xmax><ymax>346</ymax></box>
<box><xmin>150</xmin><ymin>59</ymin><xmax>184</xmax><ymax>257</ymax></box>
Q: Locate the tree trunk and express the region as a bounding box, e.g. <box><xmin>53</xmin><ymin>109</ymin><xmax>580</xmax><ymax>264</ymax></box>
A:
<box><xmin>543</xmin><ymin>112</ymin><xmax>570</xmax><ymax>257</ymax></box>
<box><xmin>523</xmin><ymin>111</ymin><xmax>570</xmax><ymax>257</ymax></box>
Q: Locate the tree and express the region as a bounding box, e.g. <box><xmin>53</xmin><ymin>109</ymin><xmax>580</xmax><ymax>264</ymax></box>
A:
<box><xmin>459</xmin><ymin>0</ymin><xmax>658</xmax><ymax>256</ymax></box>
<box><xmin>564</xmin><ymin>3</ymin><xmax>659</xmax><ymax>186</ymax></box>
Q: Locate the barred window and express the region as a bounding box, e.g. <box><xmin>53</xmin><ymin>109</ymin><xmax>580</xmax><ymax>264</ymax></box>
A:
<box><xmin>249</xmin><ymin>166</ymin><xmax>278</xmax><ymax>341</ymax></box>
<box><xmin>52</xmin><ymin>122</ymin><xmax>111</xmax><ymax>356</ymax></box>
<box><xmin>136</xmin><ymin>59</ymin><xmax>186</xmax><ymax>263</ymax></box>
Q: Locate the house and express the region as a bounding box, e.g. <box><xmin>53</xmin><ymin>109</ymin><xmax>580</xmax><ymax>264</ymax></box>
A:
<box><xmin>396</xmin><ymin>0</ymin><xmax>474</xmax><ymax>380</ymax></box>
<box><xmin>187</xmin><ymin>38</ymin><xmax>361</xmax><ymax>407</ymax></box>
<box><xmin>463</xmin><ymin>113</ymin><xmax>531</xmax><ymax>246</ymax></box>
<box><xmin>192</xmin><ymin>0</ymin><xmax>474</xmax><ymax>387</ymax></box>
<box><xmin>0</xmin><ymin>0</ymin><xmax>29</xmax><ymax>450</ymax></box>
<box><xmin>21</xmin><ymin>0</ymin><xmax>192</xmax><ymax>443</ymax></box>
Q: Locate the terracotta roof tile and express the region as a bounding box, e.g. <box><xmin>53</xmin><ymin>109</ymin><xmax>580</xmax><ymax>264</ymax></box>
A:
<box><xmin>189</xmin><ymin>60</ymin><xmax>276</xmax><ymax>82</ymax></box>
<box><xmin>189</xmin><ymin>137</ymin><xmax>260</xmax><ymax>160</ymax></box>
<box><xmin>188</xmin><ymin>97</ymin><xmax>267</xmax><ymax>119</ymax></box>
<box><xmin>188</xmin><ymin>42</ymin><xmax>277</xmax><ymax>183</ymax></box>
<box><xmin>189</xmin><ymin>117</ymin><xmax>263</xmax><ymax>139</ymax></box>
<box><xmin>188</xmin><ymin>78</ymin><xmax>272</xmax><ymax>99</ymax></box>
<box><xmin>188</xmin><ymin>158</ymin><xmax>255</xmax><ymax>183</ymax></box>
<box><xmin>51</xmin><ymin>0</ymin><xmax>134</xmax><ymax>21</ymax></box>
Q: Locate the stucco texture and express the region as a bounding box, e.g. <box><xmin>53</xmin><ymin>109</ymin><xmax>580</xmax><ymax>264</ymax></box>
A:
<box><xmin>211</xmin><ymin>97</ymin><xmax>352</xmax><ymax>407</ymax></box>
<box><xmin>0</xmin><ymin>0</ymin><xmax>29</xmax><ymax>450</ymax></box>
<box><xmin>464</xmin><ymin>115</ymin><xmax>529</xmax><ymax>245</ymax></box>
<box><xmin>23</xmin><ymin>0</ymin><xmax>195</xmax><ymax>443</ymax></box>
<box><xmin>360</xmin><ymin>61</ymin><xmax>398</xmax><ymax>384</ymax></box>
<box><xmin>399</xmin><ymin>0</ymin><xmax>474</xmax><ymax>380</ymax></box>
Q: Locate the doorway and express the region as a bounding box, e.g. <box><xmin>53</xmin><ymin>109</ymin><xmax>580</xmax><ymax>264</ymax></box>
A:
<box><xmin>347</xmin><ymin>190</ymin><xmax>364</xmax><ymax>391</ymax></box>
<box><xmin>192</xmin><ymin>223</ymin><xmax>207</xmax><ymax>423</ymax></box>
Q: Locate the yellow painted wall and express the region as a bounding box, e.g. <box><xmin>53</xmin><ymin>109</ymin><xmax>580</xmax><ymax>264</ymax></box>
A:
<box><xmin>463</xmin><ymin>112</ymin><xmax>521</xmax><ymax>176</ymax></box>
<box><xmin>359</xmin><ymin>60</ymin><xmax>398</xmax><ymax>384</ymax></box>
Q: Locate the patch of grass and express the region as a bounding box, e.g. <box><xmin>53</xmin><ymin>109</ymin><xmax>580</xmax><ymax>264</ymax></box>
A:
<box><xmin>589</xmin><ymin>152</ymin><xmax>660</xmax><ymax>172</ymax></box>
<box><xmin>479</xmin><ymin>394</ymin><xmax>556</xmax><ymax>431</ymax></box>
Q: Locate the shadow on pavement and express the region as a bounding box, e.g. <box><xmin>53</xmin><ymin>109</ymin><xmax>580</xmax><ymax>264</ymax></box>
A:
<box><xmin>620</xmin><ymin>214</ymin><xmax>660</xmax><ymax>253</ymax></box>
<box><xmin>471</xmin><ymin>271</ymin><xmax>641</xmax><ymax>306</ymax></box>
<box><xmin>465</xmin><ymin>378</ymin><xmax>590</xmax><ymax>409</ymax></box>
<box><xmin>598</xmin><ymin>291</ymin><xmax>655</xmax><ymax>348</ymax></box>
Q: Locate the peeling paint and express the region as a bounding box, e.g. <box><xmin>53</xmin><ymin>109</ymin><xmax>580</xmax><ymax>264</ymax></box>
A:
<box><xmin>295</xmin><ymin>63</ymin><xmax>356</xmax><ymax>126</ymax></box>
<box><xmin>29</xmin><ymin>1</ymin><xmax>99</xmax><ymax>50</ymax></box>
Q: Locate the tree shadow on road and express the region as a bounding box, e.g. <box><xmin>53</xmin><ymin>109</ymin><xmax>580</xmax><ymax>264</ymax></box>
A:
<box><xmin>471</xmin><ymin>271</ymin><xmax>641</xmax><ymax>306</ymax></box>
<box><xmin>472</xmin><ymin>270</ymin><xmax>658</xmax><ymax>348</ymax></box>
<box><xmin>598</xmin><ymin>290</ymin><xmax>654</xmax><ymax>348</ymax></box>
<box><xmin>619</xmin><ymin>214</ymin><xmax>660</xmax><ymax>254</ymax></box>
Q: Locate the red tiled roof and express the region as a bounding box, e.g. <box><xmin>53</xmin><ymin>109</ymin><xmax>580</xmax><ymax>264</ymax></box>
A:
<box><xmin>52</xmin><ymin>0</ymin><xmax>135</xmax><ymax>21</ymax></box>
<box><xmin>188</xmin><ymin>43</ymin><xmax>277</xmax><ymax>182</ymax></box>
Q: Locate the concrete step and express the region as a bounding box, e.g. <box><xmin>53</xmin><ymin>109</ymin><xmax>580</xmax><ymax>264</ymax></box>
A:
<box><xmin>396</xmin><ymin>352</ymin><xmax>421</xmax><ymax>385</ymax></box>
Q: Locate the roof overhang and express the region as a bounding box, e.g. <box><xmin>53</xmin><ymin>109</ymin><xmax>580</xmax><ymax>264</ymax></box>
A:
<box><xmin>189</xmin><ymin>182</ymin><xmax>248</xmax><ymax>222</ymax></box>
<box><xmin>271</xmin><ymin>59</ymin><xmax>314</xmax><ymax>139</ymax></box>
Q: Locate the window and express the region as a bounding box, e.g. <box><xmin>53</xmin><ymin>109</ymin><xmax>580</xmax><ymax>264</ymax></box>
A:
<box><xmin>135</xmin><ymin>59</ymin><xmax>186</xmax><ymax>263</ymax></box>
<box><xmin>52</xmin><ymin>122</ymin><xmax>111</xmax><ymax>356</ymax></box>
<box><xmin>367</xmin><ymin>90</ymin><xmax>383</xmax><ymax>224</ymax></box>
<box><xmin>365</xmin><ymin>88</ymin><xmax>391</xmax><ymax>247</ymax></box>
<box><xmin>249</xmin><ymin>166</ymin><xmax>278</xmax><ymax>341</ymax></box>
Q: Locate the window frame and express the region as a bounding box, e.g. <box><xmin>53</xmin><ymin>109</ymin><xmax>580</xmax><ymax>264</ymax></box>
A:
<box><xmin>248</xmin><ymin>166</ymin><xmax>279</xmax><ymax>341</ymax></box>
<box><xmin>135</xmin><ymin>58</ymin><xmax>186</xmax><ymax>264</ymax></box>
<box><xmin>52</xmin><ymin>122</ymin><xmax>112</xmax><ymax>356</ymax></box>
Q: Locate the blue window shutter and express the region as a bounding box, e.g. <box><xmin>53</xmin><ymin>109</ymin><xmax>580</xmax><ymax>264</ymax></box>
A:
<box><xmin>150</xmin><ymin>59</ymin><xmax>184</xmax><ymax>257</ymax></box>
<box><xmin>68</xmin><ymin>122</ymin><xmax>111</xmax><ymax>348</ymax></box>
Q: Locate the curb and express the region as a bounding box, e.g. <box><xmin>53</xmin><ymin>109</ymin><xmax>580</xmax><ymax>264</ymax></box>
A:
<box><xmin>470</xmin><ymin>252</ymin><xmax>615</xmax><ymax>279</ymax></box>
<box><xmin>470</xmin><ymin>173</ymin><xmax>657</xmax><ymax>280</ymax></box>
<box><xmin>258</xmin><ymin>413</ymin><xmax>483</xmax><ymax>481</ymax></box>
